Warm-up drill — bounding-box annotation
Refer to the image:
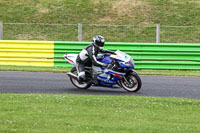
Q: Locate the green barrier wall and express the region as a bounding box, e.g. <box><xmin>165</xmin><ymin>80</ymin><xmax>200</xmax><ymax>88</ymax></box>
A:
<box><xmin>54</xmin><ymin>41</ymin><xmax>200</xmax><ymax>69</ymax></box>
<box><xmin>0</xmin><ymin>40</ymin><xmax>200</xmax><ymax>69</ymax></box>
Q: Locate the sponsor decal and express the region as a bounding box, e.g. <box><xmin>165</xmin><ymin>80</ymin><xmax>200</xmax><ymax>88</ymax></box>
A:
<box><xmin>97</xmin><ymin>76</ymin><xmax>115</xmax><ymax>84</ymax></box>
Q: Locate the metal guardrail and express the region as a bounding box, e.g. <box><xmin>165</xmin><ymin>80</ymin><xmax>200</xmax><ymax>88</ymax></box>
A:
<box><xmin>1</xmin><ymin>22</ymin><xmax>200</xmax><ymax>43</ymax></box>
<box><xmin>0</xmin><ymin>40</ymin><xmax>200</xmax><ymax>69</ymax></box>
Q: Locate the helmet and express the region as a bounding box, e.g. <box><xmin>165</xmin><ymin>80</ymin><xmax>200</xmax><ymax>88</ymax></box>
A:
<box><xmin>93</xmin><ymin>35</ymin><xmax>105</xmax><ymax>50</ymax></box>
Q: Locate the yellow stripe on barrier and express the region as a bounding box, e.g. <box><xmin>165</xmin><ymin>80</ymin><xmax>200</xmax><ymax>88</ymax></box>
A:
<box><xmin>0</xmin><ymin>40</ymin><xmax>54</xmax><ymax>67</ymax></box>
<box><xmin>0</xmin><ymin>40</ymin><xmax>54</xmax><ymax>49</ymax></box>
<box><xmin>0</xmin><ymin>58</ymin><xmax>54</xmax><ymax>67</ymax></box>
<box><xmin>0</xmin><ymin>49</ymin><xmax>54</xmax><ymax>58</ymax></box>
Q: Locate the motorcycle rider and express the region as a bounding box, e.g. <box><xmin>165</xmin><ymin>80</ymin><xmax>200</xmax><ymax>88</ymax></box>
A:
<box><xmin>76</xmin><ymin>35</ymin><xmax>115</xmax><ymax>82</ymax></box>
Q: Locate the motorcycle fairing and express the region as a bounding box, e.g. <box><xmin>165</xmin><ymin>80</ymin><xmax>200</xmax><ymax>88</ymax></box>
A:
<box><xmin>96</xmin><ymin>69</ymin><xmax>125</xmax><ymax>88</ymax></box>
<box><xmin>65</xmin><ymin>50</ymin><xmax>136</xmax><ymax>88</ymax></box>
<box><xmin>64</xmin><ymin>54</ymin><xmax>78</xmax><ymax>65</ymax></box>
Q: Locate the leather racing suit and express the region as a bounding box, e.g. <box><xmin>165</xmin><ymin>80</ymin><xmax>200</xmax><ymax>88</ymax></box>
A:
<box><xmin>76</xmin><ymin>43</ymin><xmax>114</xmax><ymax>81</ymax></box>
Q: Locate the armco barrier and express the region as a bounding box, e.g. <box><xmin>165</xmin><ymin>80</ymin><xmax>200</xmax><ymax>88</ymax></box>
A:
<box><xmin>0</xmin><ymin>40</ymin><xmax>200</xmax><ymax>69</ymax></box>
<box><xmin>0</xmin><ymin>40</ymin><xmax>54</xmax><ymax>67</ymax></box>
<box><xmin>54</xmin><ymin>41</ymin><xmax>200</xmax><ymax>69</ymax></box>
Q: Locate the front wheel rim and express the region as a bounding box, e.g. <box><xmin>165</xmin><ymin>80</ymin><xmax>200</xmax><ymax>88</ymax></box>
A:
<box><xmin>121</xmin><ymin>75</ymin><xmax>138</xmax><ymax>91</ymax></box>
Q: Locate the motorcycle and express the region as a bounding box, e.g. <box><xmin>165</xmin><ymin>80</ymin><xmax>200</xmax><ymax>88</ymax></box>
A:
<box><xmin>64</xmin><ymin>50</ymin><xmax>142</xmax><ymax>92</ymax></box>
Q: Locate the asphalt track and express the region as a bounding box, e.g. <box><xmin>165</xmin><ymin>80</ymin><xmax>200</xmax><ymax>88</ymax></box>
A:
<box><xmin>0</xmin><ymin>71</ymin><xmax>200</xmax><ymax>99</ymax></box>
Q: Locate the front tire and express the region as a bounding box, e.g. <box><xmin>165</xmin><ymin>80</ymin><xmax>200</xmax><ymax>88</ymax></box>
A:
<box><xmin>120</xmin><ymin>73</ymin><xmax>142</xmax><ymax>92</ymax></box>
<box><xmin>70</xmin><ymin>67</ymin><xmax>92</xmax><ymax>89</ymax></box>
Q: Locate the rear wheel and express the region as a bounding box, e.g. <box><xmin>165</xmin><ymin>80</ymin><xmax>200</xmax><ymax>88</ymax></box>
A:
<box><xmin>120</xmin><ymin>73</ymin><xmax>142</xmax><ymax>92</ymax></box>
<box><xmin>70</xmin><ymin>67</ymin><xmax>92</xmax><ymax>89</ymax></box>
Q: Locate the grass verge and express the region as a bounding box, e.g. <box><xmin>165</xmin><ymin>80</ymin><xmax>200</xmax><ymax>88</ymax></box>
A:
<box><xmin>0</xmin><ymin>65</ymin><xmax>71</xmax><ymax>73</ymax></box>
<box><xmin>0</xmin><ymin>65</ymin><xmax>200</xmax><ymax>77</ymax></box>
<box><xmin>0</xmin><ymin>93</ymin><xmax>199</xmax><ymax>132</ymax></box>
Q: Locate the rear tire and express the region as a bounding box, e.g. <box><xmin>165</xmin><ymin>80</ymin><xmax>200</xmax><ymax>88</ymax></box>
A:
<box><xmin>70</xmin><ymin>67</ymin><xmax>92</xmax><ymax>89</ymax></box>
<box><xmin>120</xmin><ymin>73</ymin><xmax>142</xmax><ymax>92</ymax></box>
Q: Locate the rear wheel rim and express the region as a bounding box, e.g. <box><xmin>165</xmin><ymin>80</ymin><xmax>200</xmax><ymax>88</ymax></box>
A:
<box><xmin>71</xmin><ymin>70</ymin><xmax>88</xmax><ymax>88</ymax></box>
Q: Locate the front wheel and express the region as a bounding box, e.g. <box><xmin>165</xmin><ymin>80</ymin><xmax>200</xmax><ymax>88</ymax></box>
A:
<box><xmin>120</xmin><ymin>73</ymin><xmax>142</xmax><ymax>92</ymax></box>
<box><xmin>70</xmin><ymin>67</ymin><xmax>92</xmax><ymax>89</ymax></box>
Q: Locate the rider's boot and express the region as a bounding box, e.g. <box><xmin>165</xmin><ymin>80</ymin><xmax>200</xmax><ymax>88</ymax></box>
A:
<box><xmin>92</xmin><ymin>73</ymin><xmax>99</xmax><ymax>85</ymax></box>
<box><xmin>78</xmin><ymin>72</ymin><xmax>86</xmax><ymax>83</ymax></box>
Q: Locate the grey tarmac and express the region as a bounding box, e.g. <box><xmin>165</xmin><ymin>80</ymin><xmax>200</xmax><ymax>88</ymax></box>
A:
<box><xmin>0</xmin><ymin>71</ymin><xmax>200</xmax><ymax>99</ymax></box>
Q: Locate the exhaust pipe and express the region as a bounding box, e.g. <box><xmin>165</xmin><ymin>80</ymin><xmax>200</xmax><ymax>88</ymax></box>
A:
<box><xmin>67</xmin><ymin>72</ymin><xmax>79</xmax><ymax>80</ymax></box>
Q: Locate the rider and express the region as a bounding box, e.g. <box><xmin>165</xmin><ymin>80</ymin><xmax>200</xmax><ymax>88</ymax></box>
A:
<box><xmin>76</xmin><ymin>35</ymin><xmax>115</xmax><ymax>81</ymax></box>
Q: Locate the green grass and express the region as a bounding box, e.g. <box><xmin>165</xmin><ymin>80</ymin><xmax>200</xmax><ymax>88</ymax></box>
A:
<box><xmin>0</xmin><ymin>93</ymin><xmax>200</xmax><ymax>132</ymax></box>
<box><xmin>0</xmin><ymin>65</ymin><xmax>71</xmax><ymax>73</ymax></box>
<box><xmin>0</xmin><ymin>0</ymin><xmax>199</xmax><ymax>42</ymax></box>
<box><xmin>137</xmin><ymin>69</ymin><xmax>200</xmax><ymax>77</ymax></box>
<box><xmin>1</xmin><ymin>65</ymin><xmax>200</xmax><ymax>77</ymax></box>
<box><xmin>1</xmin><ymin>0</ymin><xmax>199</xmax><ymax>25</ymax></box>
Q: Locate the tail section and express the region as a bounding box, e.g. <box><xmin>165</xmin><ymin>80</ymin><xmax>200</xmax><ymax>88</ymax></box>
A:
<box><xmin>64</xmin><ymin>54</ymin><xmax>78</xmax><ymax>66</ymax></box>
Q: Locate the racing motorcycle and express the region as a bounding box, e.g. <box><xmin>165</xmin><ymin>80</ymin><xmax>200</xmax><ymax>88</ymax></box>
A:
<box><xmin>64</xmin><ymin>50</ymin><xmax>142</xmax><ymax>92</ymax></box>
